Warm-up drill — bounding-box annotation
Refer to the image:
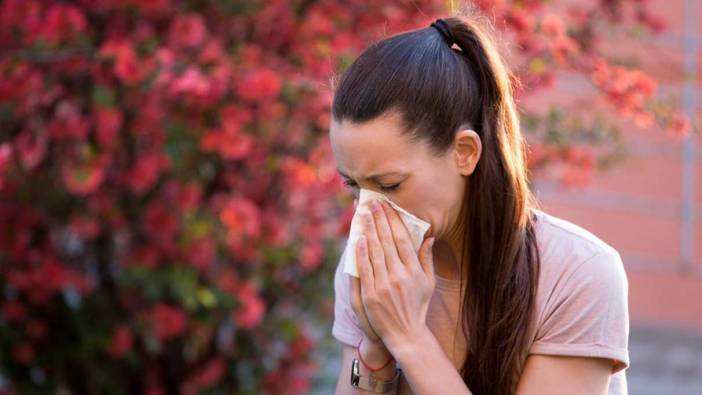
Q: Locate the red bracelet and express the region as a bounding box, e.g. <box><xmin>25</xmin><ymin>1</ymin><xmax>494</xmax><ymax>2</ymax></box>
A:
<box><xmin>356</xmin><ymin>337</ymin><xmax>395</xmax><ymax>372</ymax></box>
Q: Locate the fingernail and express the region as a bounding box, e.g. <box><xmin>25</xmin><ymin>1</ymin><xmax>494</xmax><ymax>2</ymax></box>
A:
<box><xmin>429</xmin><ymin>237</ymin><xmax>435</xmax><ymax>248</ymax></box>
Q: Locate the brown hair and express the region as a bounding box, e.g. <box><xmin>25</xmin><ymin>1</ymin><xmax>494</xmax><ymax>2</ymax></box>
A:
<box><xmin>330</xmin><ymin>11</ymin><xmax>542</xmax><ymax>395</ymax></box>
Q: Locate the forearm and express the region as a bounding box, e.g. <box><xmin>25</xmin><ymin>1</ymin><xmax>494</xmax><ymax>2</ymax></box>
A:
<box><xmin>389</xmin><ymin>326</ymin><xmax>472</xmax><ymax>395</ymax></box>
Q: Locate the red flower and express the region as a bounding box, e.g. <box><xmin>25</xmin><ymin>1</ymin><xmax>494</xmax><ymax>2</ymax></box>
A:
<box><xmin>95</xmin><ymin>107</ymin><xmax>123</xmax><ymax>151</ymax></box>
<box><xmin>26</xmin><ymin>319</ymin><xmax>47</xmax><ymax>340</ymax></box>
<box><xmin>169</xmin><ymin>14</ymin><xmax>207</xmax><ymax>48</ymax></box>
<box><xmin>12</xmin><ymin>343</ymin><xmax>34</xmax><ymax>365</ymax></box>
<box><xmin>48</xmin><ymin>101</ymin><xmax>91</xmax><ymax>141</ymax></box>
<box><xmin>184</xmin><ymin>236</ymin><xmax>215</xmax><ymax>272</ymax></box>
<box><xmin>61</xmin><ymin>152</ymin><xmax>111</xmax><ymax>196</ymax></box>
<box><xmin>235</xmin><ymin>68</ymin><xmax>282</xmax><ymax>103</ymax></box>
<box><xmin>8</xmin><ymin>255</ymin><xmax>95</xmax><ymax>304</ymax></box>
<box><xmin>0</xmin><ymin>0</ymin><xmax>42</xmax><ymax>47</ymax></box>
<box><xmin>39</xmin><ymin>4</ymin><xmax>86</xmax><ymax>46</ymax></box>
<box><xmin>99</xmin><ymin>40</ymin><xmax>146</xmax><ymax>85</ymax></box>
<box><xmin>127</xmin><ymin>152</ymin><xmax>171</xmax><ymax>195</ymax></box>
<box><xmin>219</xmin><ymin>197</ymin><xmax>261</xmax><ymax>239</ymax></box>
<box><xmin>233</xmin><ymin>281</ymin><xmax>266</xmax><ymax>330</ymax></box>
<box><xmin>2</xmin><ymin>300</ymin><xmax>26</xmax><ymax>322</ymax></box>
<box><xmin>125</xmin><ymin>245</ymin><xmax>162</xmax><ymax>268</ymax></box>
<box><xmin>151</xmin><ymin>304</ymin><xmax>187</xmax><ymax>342</ymax></box>
<box><xmin>108</xmin><ymin>324</ymin><xmax>133</xmax><ymax>359</ymax></box>
<box><xmin>667</xmin><ymin>112</ymin><xmax>691</xmax><ymax>139</ymax></box>
<box><xmin>191</xmin><ymin>358</ymin><xmax>225</xmax><ymax>388</ymax></box>
<box><xmin>13</xmin><ymin>130</ymin><xmax>46</xmax><ymax>172</ymax></box>
<box><xmin>69</xmin><ymin>214</ymin><xmax>101</xmax><ymax>239</ymax></box>
<box><xmin>143</xmin><ymin>200</ymin><xmax>179</xmax><ymax>246</ymax></box>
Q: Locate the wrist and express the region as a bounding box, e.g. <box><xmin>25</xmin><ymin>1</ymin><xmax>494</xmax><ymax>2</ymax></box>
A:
<box><xmin>359</xmin><ymin>336</ymin><xmax>392</xmax><ymax>365</ymax></box>
<box><xmin>385</xmin><ymin>325</ymin><xmax>434</xmax><ymax>365</ymax></box>
<box><xmin>357</xmin><ymin>336</ymin><xmax>396</xmax><ymax>379</ymax></box>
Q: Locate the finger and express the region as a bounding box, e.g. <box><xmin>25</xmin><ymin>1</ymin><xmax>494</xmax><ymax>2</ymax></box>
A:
<box><xmin>350</xmin><ymin>275</ymin><xmax>377</xmax><ymax>338</ymax></box>
<box><xmin>369</xmin><ymin>200</ymin><xmax>403</xmax><ymax>275</ymax></box>
<box><xmin>356</xmin><ymin>235</ymin><xmax>376</xmax><ymax>293</ymax></box>
<box><xmin>418</xmin><ymin>236</ymin><xmax>436</xmax><ymax>278</ymax></box>
<box><xmin>362</xmin><ymin>211</ymin><xmax>388</xmax><ymax>287</ymax></box>
<box><xmin>381</xmin><ymin>201</ymin><xmax>418</xmax><ymax>270</ymax></box>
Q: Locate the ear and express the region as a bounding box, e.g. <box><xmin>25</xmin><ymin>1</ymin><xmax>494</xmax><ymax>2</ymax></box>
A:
<box><xmin>453</xmin><ymin>129</ymin><xmax>482</xmax><ymax>176</ymax></box>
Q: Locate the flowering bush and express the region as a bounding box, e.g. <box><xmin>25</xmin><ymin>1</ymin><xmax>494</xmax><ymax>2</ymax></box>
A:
<box><xmin>0</xmin><ymin>0</ymin><xmax>694</xmax><ymax>394</ymax></box>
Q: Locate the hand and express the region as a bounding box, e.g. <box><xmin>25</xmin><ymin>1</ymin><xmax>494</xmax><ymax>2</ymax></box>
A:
<box><xmin>349</xmin><ymin>197</ymin><xmax>385</xmax><ymax>344</ymax></box>
<box><xmin>356</xmin><ymin>199</ymin><xmax>436</xmax><ymax>352</ymax></box>
<box><xmin>350</xmin><ymin>276</ymin><xmax>383</xmax><ymax>344</ymax></box>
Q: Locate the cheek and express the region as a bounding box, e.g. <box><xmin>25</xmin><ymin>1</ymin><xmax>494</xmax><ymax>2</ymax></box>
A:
<box><xmin>409</xmin><ymin>175</ymin><xmax>464</xmax><ymax>236</ymax></box>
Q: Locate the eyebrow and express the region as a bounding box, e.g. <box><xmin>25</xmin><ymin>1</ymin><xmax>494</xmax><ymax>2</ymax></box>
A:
<box><xmin>336</xmin><ymin>168</ymin><xmax>405</xmax><ymax>182</ymax></box>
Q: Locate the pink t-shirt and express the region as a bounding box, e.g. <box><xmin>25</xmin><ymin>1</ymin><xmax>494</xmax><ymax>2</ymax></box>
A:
<box><xmin>332</xmin><ymin>208</ymin><xmax>629</xmax><ymax>394</ymax></box>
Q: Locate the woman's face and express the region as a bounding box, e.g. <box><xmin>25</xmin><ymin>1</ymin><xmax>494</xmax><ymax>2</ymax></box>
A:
<box><xmin>329</xmin><ymin>110</ymin><xmax>480</xmax><ymax>242</ymax></box>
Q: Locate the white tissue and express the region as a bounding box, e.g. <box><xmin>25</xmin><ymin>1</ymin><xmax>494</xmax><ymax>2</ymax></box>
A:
<box><xmin>342</xmin><ymin>188</ymin><xmax>432</xmax><ymax>277</ymax></box>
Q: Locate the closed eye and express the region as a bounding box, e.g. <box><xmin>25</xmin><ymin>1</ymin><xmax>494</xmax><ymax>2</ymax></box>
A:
<box><xmin>342</xmin><ymin>180</ymin><xmax>401</xmax><ymax>193</ymax></box>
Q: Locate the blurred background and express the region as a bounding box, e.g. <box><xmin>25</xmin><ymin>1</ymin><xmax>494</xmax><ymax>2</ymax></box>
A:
<box><xmin>0</xmin><ymin>0</ymin><xmax>699</xmax><ymax>394</ymax></box>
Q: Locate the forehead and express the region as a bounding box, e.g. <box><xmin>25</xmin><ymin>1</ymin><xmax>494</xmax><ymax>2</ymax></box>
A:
<box><xmin>329</xmin><ymin>112</ymin><xmax>421</xmax><ymax>177</ymax></box>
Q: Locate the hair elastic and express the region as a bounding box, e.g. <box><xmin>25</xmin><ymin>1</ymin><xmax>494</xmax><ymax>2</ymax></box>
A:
<box><xmin>430</xmin><ymin>18</ymin><xmax>454</xmax><ymax>47</ymax></box>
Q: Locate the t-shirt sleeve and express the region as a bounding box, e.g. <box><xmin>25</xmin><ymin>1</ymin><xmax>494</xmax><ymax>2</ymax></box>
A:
<box><xmin>529</xmin><ymin>248</ymin><xmax>630</xmax><ymax>374</ymax></box>
<box><xmin>331</xmin><ymin>249</ymin><xmax>364</xmax><ymax>347</ymax></box>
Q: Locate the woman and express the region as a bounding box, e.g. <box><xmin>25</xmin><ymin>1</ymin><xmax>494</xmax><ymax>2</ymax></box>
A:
<box><xmin>329</xmin><ymin>14</ymin><xmax>629</xmax><ymax>395</ymax></box>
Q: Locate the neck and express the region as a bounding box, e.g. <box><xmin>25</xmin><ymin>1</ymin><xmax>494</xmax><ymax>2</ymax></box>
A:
<box><xmin>434</xmin><ymin>212</ymin><xmax>467</xmax><ymax>281</ymax></box>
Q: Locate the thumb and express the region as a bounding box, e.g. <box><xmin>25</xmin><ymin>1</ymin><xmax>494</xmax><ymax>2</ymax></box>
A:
<box><xmin>418</xmin><ymin>237</ymin><xmax>435</xmax><ymax>278</ymax></box>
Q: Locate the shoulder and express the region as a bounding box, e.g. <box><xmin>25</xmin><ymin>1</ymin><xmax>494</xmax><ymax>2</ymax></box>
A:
<box><xmin>531</xmin><ymin>208</ymin><xmax>625</xmax><ymax>282</ymax></box>
<box><xmin>529</xmin><ymin>208</ymin><xmax>629</xmax><ymax>331</ymax></box>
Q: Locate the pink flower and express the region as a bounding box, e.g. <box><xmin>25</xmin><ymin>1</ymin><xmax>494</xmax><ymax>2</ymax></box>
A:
<box><xmin>169</xmin><ymin>14</ymin><xmax>207</xmax><ymax>48</ymax></box>
<box><xmin>235</xmin><ymin>69</ymin><xmax>282</xmax><ymax>103</ymax></box>
<box><xmin>151</xmin><ymin>304</ymin><xmax>187</xmax><ymax>342</ymax></box>
<box><xmin>667</xmin><ymin>112</ymin><xmax>691</xmax><ymax>139</ymax></box>
<box><xmin>233</xmin><ymin>282</ymin><xmax>266</xmax><ymax>330</ymax></box>
<box><xmin>108</xmin><ymin>324</ymin><xmax>133</xmax><ymax>359</ymax></box>
<box><xmin>220</xmin><ymin>105</ymin><xmax>253</xmax><ymax>133</ymax></box>
<box><xmin>540</xmin><ymin>13</ymin><xmax>564</xmax><ymax>37</ymax></box>
<box><xmin>300</xmin><ymin>241</ymin><xmax>323</xmax><ymax>272</ymax></box>
<box><xmin>0</xmin><ymin>142</ymin><xmax>12</xmax><ymax>190</ymax></box>
<box><xmin>99</xmin><ymin>40</ymin><xmax>145</xmax><ymax>85</ymax></box>
<box><xmin>169</xmin><ymin>66</ymin><xmax>213</xmax><ymax>99</ymax></box>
